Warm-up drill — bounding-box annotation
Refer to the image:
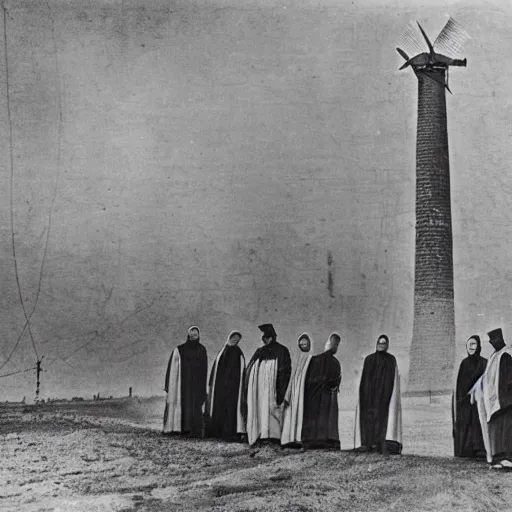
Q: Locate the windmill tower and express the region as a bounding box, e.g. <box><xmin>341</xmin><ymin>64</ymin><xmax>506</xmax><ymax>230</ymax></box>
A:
<box><xmin>397</xmin><ymin>19</ymin><xmax>470</xmax><ymax>394</ymax></box>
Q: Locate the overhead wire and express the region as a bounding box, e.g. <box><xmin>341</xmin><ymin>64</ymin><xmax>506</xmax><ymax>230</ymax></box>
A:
<box><xmin>46</xmin><ymin>291</ymin><xmax>169</xmax><ymax>366</ymax></box>
<box><xmin>2</xmin><ymin>2</ymin><xmax>39</xmax><ymax>363</ymax></box>
<box><xmin>0</xmin><ymin>2</ymin><xmax>66</xmax><ymax>369</ymax></box>
<box><xmin>0</xmin><ymin>365</ymin><xmax>37</xmax><ymax>378</ymax></box>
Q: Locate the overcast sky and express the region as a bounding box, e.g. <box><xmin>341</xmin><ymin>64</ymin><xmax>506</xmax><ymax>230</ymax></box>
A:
<box><xmin>0</xmin><ymin>0</ymin><xmax>511</xmax><ymax>401</ymax></box>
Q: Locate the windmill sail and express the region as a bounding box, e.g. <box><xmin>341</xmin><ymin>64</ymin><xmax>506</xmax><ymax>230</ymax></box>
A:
<box><xmin>417</xmin><ymin>22</ymin><xmax>434</xmax><ymax>53</ymax></box>
<box><xmin>433</xmin><ymin>17</ymin><xmax>471</xmax><ymax>58</ymax></box>
<box><xmin>397</xmin><ymin>21</ymin><xmax>425</xmax><ymax>59</ymax></box>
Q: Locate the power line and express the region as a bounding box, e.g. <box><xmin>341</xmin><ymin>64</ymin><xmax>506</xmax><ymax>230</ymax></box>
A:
<box><xmin>1</xmin><ymin>5</ymin><xmax>63</xmax><ymax>369</ymax></box>
<box><xmin>0</xmin><ymin>366</ymin><xmax>37</xmax><ymax>378</ymax></box>
<box><xmin>0</xmin><ymin>329</ymin><xmax>26</xmax><ymax>371</ymax></box>
<box><xmin>32</xmin><ymin>0</ymin><xmax>62</xmax><ymax>323</ymax></box>
<box><xmin>47</xmin><ymin>292</ymin><xmax>169</xmax><ymax>366</ymax></box>
<box><xmin>2</xmin><ymin>2</ymin><xmax>39</xmax><ymax>362</ymax></box>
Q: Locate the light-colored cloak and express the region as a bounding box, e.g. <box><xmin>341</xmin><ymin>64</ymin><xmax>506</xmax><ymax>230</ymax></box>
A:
<box><xmin>163</xmin><ymin>347</ymin><xmax>182</xmax><ymax>433</ymax></box>
<box><xmin>469</xmin><ymin>346</ymin><xmax>512</xmax><ymax>463</ymax></box>
<box><xmin>281</xmin><ymin>333</ymin><xmax>314</xmax><ymax>445</ymax></box>
<box><xmin>247</xmin><ymin>358</ymin><xmax>281</xmax><ymax>445</ymax></box>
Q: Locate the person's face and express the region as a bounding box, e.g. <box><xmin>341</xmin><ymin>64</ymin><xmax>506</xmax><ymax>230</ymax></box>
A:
<box><xmin>488</xmin><ymin>334</ymin><xmax>505</xmax><ymax>351</ymax></box>
<box><xmin>228</xmin><ymin>333</ymin><xmax>241</xmax><ymax>346</ymax></box>
<box><xmin>467</xmin><ymin>338</ymin><xmax>478</xmax><ymax>356</ymax></box>
<box><xmin>298</xmin><ymin>336</ymin><xmax>310</xmax><ymax>352</ymax></box>
<box><xmin>189</xmin><ymin>329</ymin><xmax>199</xmax><ymax>341</ymax></box>
<box><xmin>262</xmin><ymin>335</ymin><xmax>272</xmax><ymax>345</ymax></box>
<box><xmin>326</xmin><ymin>335</ymin><xmax>340</xmax><ymax>354</ymax></box>
<box><xmin>376</xmin><ymin>337</ymin><xmax>389</xmax><ymax>352</ymax></box>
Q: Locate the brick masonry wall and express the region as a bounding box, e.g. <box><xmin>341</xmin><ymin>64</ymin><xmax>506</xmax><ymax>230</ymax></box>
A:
<box><xmin>408</xmin><ymin>69</ymin><xmax>456</xmax><ymax>392</ymax></box>
<box><xmin>409</xmin><ymin>297</ymin><xmax>456</xmax><ymax>392</ymax></box>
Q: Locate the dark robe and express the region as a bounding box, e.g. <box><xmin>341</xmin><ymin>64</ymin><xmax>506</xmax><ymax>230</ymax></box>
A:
<box><xmin>358</xmin><ymin>351</ymin><xmax>401</xmax><ymax>454</ymax></box>
<box><xmin>242</xmin><ymin>340</ymin><xmax>292</xmax><ymax>444</ymax></box>
<box><xmin>301</xmin><ymin>350</ymin><xmax>341</xmax><ymax>448</ymax></box>
<box><xmin>163</xmin><ymin>338</ymin><xmax>207</xmax><ymax>436</ymax></box>
<box><xmin>489</xmin><ymin>352</ymin><xmax>512</xmax><ymax>464</ymax></box>
<box><xmin>453</xmin><ymin>350</ymin><xmax>487</xmax><ymax>458</ymax></box>
<box><xmin>206</xmin><ymin>345</ymin><xmax>245</xmax><ymax>440</ymax></box>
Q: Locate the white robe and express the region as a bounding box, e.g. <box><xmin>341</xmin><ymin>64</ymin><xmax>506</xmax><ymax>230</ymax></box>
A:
<box><xmin>208</xmin><ymin>345</ymin><xmax>246</xmax><ymax>434</ymax></box>
<box><xmin>354</xmin><ymin>363</ymin><xmax>402</xmax><ymax>448</ymax></box>
<box><xmin>469</xmin><ymin>346</ymin><xmax>512</xmax><ymax>463</ymax></box>
<box><xmin>246</xmin><ymin>359</ymin><xmax>283</xmax><ymax>445</ymax></box>
<box><xmin>163</xmin><ymin>348</ymin><xmax>181</xmax><ymax>433</ymax></box>
<box><xmin>281</xmin><ymin>353</ymin><xmax>313</xmax><ymax>445</ymax></box>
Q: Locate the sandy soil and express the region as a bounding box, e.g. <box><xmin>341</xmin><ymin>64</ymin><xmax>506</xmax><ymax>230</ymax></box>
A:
<box><xmin>1</xmin><ymin>399</ymin><xmax>511</xmax><ymax>512</ymax></box>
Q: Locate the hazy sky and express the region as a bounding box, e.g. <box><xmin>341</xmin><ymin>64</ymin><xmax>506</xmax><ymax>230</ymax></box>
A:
<box><xmin>0</xmin><ymin>0</ymin><xmax>511</xmax><ymax>401</ymax></box>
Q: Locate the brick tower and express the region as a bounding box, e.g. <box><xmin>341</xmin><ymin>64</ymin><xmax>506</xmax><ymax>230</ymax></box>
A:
<box><xmin>397</xmin><ymin>19</ymin><xmax>469</xmax><ymax>393</ymax></box>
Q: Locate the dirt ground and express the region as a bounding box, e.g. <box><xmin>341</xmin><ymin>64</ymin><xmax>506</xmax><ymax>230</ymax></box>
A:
<box><xmin>1</xmin><ymin>399</ymin><xmax>511</xmax><ymax>512</ymax></box>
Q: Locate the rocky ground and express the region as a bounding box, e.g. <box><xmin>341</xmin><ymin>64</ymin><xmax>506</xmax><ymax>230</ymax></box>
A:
<box><xmin>0</xmin><ymin>400</ymin><xmax>511</xmax><ymax>512</ymax></box>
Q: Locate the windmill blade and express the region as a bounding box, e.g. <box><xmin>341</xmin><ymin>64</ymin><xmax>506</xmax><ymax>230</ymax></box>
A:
<box><xmin>396</xmin><ymin>47</ymin><xmax>409</xmax><ymax>61</ymax></box>
<box><xmin>433</xmin><ymin>17</ymin><xmax>471</xmax><ymax>58</ymax></box>
<box><xmin>397</xmin><ymin>21</ymin><xmax>425</xmax><ymax>59</ymax></box>
<box><xmin>417</xmin><ymin>22</ymin><xmax>434</xmax><ymax>54</ymax></box>
<box><xmin>396</xmin><ymin>47</ymin><xmax>411</xmax><ymax>69</ymax></box>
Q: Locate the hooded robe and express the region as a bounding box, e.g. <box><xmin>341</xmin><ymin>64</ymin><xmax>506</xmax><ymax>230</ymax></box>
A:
<box><xmin>281</xmin><ymin>333</ymin><xmax>314</xmax><ymax>447</ymax></box>
<box><xmin>205</xmin><ymin>331</ymin><xmax>246</xmax><ymax>440</ymax></box>
<box><xmin>301</xmin><ymin>333</ymin><xmax>341</xmax><ymax>448</ymax></box>
<box><xmin>470</xmin><ymin>328</ymin><xmax>512</xmax><ymax>465</ymax></box>
<box><xmin>163</xmin><ymin>326</ymin><xmax>208</xmax><ymax>436</ymax></box>
<box><xmin>354</xmin><ymin>335</ymin><xmax>402</xmax><ymax>455</ymax></box>
<box><xmin>452</xmin><ymin>336</ymin><xmax>487</xmax><ymax>458</ymax></box>
<box><xmin>243</xmin><ymin>325</ymin><xmax>292</xmax><ymax>446</ymax></box>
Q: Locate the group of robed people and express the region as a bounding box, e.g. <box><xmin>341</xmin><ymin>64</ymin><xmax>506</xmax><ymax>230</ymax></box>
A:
<box><xmin>163</xmin><ymin>322</ymin><xmax>512</xmax><ymax>468</ymax></box>
<box><xmin>454</xmin><ymin>327</ymin><xmax>512</xmax><ymax>470</ymax></box>
<box><xmin>163</xmin><ymin>323</ymin><xmax>404</xmax><ymax>454</ymax></box>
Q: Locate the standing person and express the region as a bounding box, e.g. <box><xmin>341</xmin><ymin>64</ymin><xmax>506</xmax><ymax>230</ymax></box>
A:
<box><xmin>163</xmin><ymin>326</ymin><xmax>208</xmax><ymax>437</ymax></box>
<box><xmin>205</xmin><ymin>330</ymin><xmax>246</xmax><ymax>441</ymax></box>
<box><xmin>243</xmin><ymin>323</ymin><xmax>292</xmax><ymax>447</ymax></box>
<box><xmin>452</xmin><ymin>335</ymin><xmax>487</xmax><ymax>458</ymax></box>
<box><xmin>281</xmin><ymin>333</ymin><xmax>314</xmax><ymax>447</ymax></box>
<box><xmin>469</xmin><ymin>328</ymin><xmax>512</xmax><ymax>469</ymax></box>
<box><xmin>301</xmin><ymin>332</ymin><xmax>342</xmax><ymax>450</ymax></box>
<box><xmin>354</xmin><ymin>334</ymin><xmax>402</xmax><ymax>455</ymax></box>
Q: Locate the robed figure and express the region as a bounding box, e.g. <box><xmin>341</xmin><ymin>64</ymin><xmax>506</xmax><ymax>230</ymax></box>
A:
<box><xmin>354</xmin><ymin>334</ymin><xmax>402</xmax><ymax>455</ymax></box>
<box><xmin>281</xmin><ymin>333</ymin><xmax>314</xmax><ymax>447</ymax></box>
<box><xmin>452</xmin><ymin>335</ymin><xmax>487</xmax><ymax>458</ymax></box>
<box><xmin>163</xmin><ymin>326</ymin><xmax>208</xmax><ymax>437</ymax></box>
<box><xmin>470</xmin><ymin>328</ymin><xmax>512</xmax><ymax>469</ymax></box>
<box><xmin>243</xmin><ymin>323</ymin><xmax>292</xmax><ymax>446</ymax></box>
<box><xmin>205</xmin><ymin>331</ymin><xmax>246</xmax><ymax>441</ymax></box>
<box><xmin>301</xmin><ymin>333</ymin><xmax>342</xmax><ymax>449</ymax></box>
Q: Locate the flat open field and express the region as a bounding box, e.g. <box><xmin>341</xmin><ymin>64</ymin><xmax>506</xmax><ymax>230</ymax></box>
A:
<box><xmin>1</xmin><ymin>397</ymin><xmax>509</xmax><ymax>512</ymax></box>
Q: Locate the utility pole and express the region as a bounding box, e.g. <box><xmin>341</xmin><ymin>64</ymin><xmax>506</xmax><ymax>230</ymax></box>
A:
<box><xmin>35</xmin><ymin>356</ymin><xmax>44</xmax><ymax>404</ymax></box>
